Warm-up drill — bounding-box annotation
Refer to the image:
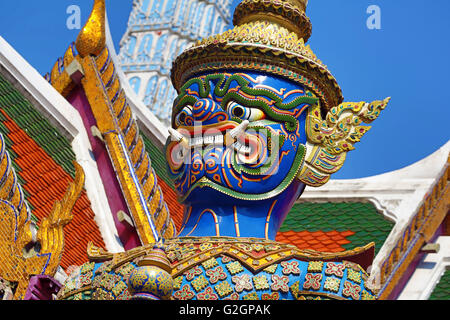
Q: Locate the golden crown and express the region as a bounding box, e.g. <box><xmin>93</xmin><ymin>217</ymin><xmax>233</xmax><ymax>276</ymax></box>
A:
<box><xmin>171</xmin><ymin>0</ymin><xmax>343</xmax><ymax>111</ymax></box>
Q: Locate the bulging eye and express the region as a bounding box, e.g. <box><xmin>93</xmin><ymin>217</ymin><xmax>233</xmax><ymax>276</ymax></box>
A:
<box><xmin>227</xmin><ymin>102</ymin><xmax>265</xmax><ymax>122</ymax></box>
<box><xmin>175</xmin><ymin>105</ymin><xmax>193</xmax><ymax>127</ymax></box>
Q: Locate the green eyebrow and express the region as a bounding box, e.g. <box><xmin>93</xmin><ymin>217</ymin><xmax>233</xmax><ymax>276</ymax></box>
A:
<box><xmin>175</xmin><ymin>74</ymin><xmax>319</xmax><ymax>131</ymax></box>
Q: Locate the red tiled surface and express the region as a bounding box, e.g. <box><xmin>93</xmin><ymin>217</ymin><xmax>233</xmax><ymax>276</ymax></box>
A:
<box><xmin>1</xmin><ymin>110</ymin><xmax>106</xmax><ymax>269</ymax></box>
<box><xmin>276</xmin><ymin>230</ymin><xmax>356</xmax><ymax>253</ymax></box>
<box><xmin>140</xmin><ymin>133</ymin><xmax>185</xmax><ymax>233</ymax></box>
<box><xmin>157</xmin><ymin>177</ymin><xmax>184</xmax><ymax>233</ymax></box>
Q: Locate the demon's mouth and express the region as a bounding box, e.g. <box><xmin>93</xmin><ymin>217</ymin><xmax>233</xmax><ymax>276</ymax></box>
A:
<box><xmin>167</xmin><ymin>121</ymin><xmax>266</xmax><ymax>169</ymax></box>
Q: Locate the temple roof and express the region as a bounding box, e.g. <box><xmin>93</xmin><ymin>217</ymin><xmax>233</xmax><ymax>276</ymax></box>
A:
<box><xmin>0</xmin><ymin>65</ymin><xmax>105</xmax><ymax>270</ymax></box>
<box><xmin>140</xmin><ymin>133</ymin><xmax>184</xmax><ymax>230</ymax></box>
<box><xmin>277</xmin><ymin>202</ymin><xmax>394</xmax><ymax>255</ymax></box>
<box><xmin>429</xmin><ymin>269</ymin><xmax>450</xmax><ymax>300</ymax></box>
<box><xmin>41</xmin><ymin>0</ymin><xmax>179</xmax><ymax>248</ymax></box>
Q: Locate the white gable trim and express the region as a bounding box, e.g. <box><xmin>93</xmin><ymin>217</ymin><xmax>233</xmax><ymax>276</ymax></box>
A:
<box><xmin>0</xmin><ymin>36</ymin><xmax>124</xmax><ymax>253</ymax></box>
<box><xmin>398</xmin><ymin>236</ymin><xmax>450</xmax><ymax>300</ymax></box>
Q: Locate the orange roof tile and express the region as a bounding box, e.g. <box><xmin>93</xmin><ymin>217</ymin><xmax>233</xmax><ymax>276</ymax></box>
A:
<box><xmin>341</xmin><ymin>230</ymin><xmax>355</xmax><ymax>237</ymax></box>
<box><xmin>1</xmin><ymin>110</ymin><xmax>106</xmax><ymax>270</ymax></box>
<box><xmin>157</xmin><ymin>176</ymin><xmax>184</xmax><ymax>232</ymax></box>
<box><xmin>276</xmin><ymin>230</ymin><xmax>356</xmax><ymax>253</ymax></box>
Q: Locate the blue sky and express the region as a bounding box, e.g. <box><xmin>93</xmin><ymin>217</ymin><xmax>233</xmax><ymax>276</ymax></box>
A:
<box><xmin>0</xmin><ymin>0</ymin><xmax>448</xmax><ymax>179</ymax></box>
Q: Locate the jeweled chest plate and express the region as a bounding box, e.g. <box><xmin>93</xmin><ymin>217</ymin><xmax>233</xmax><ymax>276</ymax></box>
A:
<box><xmin>59</xmin><ymin>237</ymin><xmax>376</xmax><ymax>301</ymax></box>
<box><xmin>168</xmin><ymin>237</ymin><xmax>376</xmax><ymax>300</ymax></box>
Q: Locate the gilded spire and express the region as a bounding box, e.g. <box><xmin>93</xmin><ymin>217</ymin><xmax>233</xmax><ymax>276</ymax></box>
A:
<box><xmin>233</xmin><ymin>0</ymin><xmax>312</xmax><ymax>41</ymax></box>
<box><xmin>172</xmin><ymin>0</ymin><xmax>343</xmax><ymax>111</ymax></box>
<box><xmin>287</xmin><ymin>0</ymin><xmax>308</xmax><ymax>11</ymax></box>
<box><xmin>75</xmin><ymin>0</ymin><xmax>106</xmax><ymax>57</ymax></box>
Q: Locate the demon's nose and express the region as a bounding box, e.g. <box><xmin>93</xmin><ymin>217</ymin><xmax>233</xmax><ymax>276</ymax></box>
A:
<box><xmin>191</xmin><ymin>99</ymin><xmax>229</xmax><ymax>125</ymax></box>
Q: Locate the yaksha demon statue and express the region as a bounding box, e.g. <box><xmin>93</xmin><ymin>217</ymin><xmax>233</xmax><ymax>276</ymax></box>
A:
<box><xmin>58</xmin><ymin>0</ymin><xmax>389</xmax><ymax>301</ymax></box>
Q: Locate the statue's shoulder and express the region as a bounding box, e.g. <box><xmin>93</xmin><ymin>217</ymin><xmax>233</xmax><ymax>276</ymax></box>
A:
<box><xmin>57</xmin><ymin>238</ymin><xmax>378</xmax><ymax>300</ymax></box>
<box><xmin>57</xmin><ymin>243</ymin><xmax>152</xmax><ymax>300</ymax></box>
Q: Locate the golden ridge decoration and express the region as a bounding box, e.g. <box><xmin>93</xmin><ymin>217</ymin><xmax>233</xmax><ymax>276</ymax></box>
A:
<box><xmin>44</xmin><ymin>43</ymin><xmax>80</xmax><ymax>97</ymax></box>
<box><xmin>79</xmin><ymin>46</ymin><xmax>176</xmax><ymax>242</ymax></box>
<box><xmin>68</xmin><ymin>0</ymin><xmax>176</xmax><ymax>243</ymax></box>
<box><xmin>375</xmin><ymin>159</ymin><xmax>449</xmax><ymax>298</ymax></box>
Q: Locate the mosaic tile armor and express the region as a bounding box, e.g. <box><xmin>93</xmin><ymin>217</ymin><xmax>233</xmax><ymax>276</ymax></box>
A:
<box><xmin>58</xmin><ymin>237</ymin><xmax>376</xmax><ymax>300</ymax></box>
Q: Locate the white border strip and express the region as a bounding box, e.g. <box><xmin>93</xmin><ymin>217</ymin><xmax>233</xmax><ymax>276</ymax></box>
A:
<box><xmin>0</xmin><ymin>36</ymin><xmax>124</xmax><ymax>253</ymax></box>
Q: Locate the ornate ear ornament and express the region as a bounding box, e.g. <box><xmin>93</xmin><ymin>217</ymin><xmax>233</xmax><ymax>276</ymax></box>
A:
<box><xmin>298</xmin><ymin>98</ymin><xmax>390</xmax><ymax>187</ymax></box>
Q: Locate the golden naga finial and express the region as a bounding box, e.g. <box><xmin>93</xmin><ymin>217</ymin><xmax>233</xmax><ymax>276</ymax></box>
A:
<box><xmin>30</xmin><ymin>162</ymin><xmax>86</xmax><ymax>275</ymax></box>
<box><xmin>75</xmin><ymin>0</ymin><xmax>106</xmax><ymax>57</ymax></box>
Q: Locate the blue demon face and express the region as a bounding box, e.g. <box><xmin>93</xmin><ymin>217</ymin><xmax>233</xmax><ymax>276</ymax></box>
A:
<box><xmin>166</xmin><ymin>72</ymin><xmax>317</xmax><ymax>204</ymax></box>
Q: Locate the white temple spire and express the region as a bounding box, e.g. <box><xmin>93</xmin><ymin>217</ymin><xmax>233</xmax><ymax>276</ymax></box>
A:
<box><xmin>118</xmin><ymin>0</ymin><xmax>232</xmax><ymax>126</ymax></box>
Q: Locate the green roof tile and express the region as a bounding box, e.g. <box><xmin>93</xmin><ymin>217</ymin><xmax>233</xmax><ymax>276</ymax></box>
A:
<box><xmin>0</xmin><ymin>73</ymin><xmax>76</xmax><ymax>178</ymax></box>
<box><xmin>0</xmin><ymin>73</ymin><xmax>80</xmax><ymax>222</ymax></box>
<box><xmin>280</xmin><ymin>202</ymin><xmax>395</xmax><ymax>255</ymax></box>
<box><xmin>429</xmin><ymin>269</ymin><xmax>450</xmax><ymax>300</ymax></box>
<box><xmin>140</xmin><ymin>133</ymin><xmax>174</xmax><ymax>190</ymax></box>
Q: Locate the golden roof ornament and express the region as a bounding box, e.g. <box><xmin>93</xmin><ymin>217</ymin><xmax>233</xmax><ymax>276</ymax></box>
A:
<box><xmin>233</xmin><ymin>0</ymin><xmax>311</xmax><ymax>41</ymax></box>
<box><xmin>171</xmin><ymin>0</ymin><xmax>343</xmax><ymax>111</ymax></box>
<box><xmin>75</xmin><ymin>0</ymin><xmax>106</xmax><ymax>57</ymax></box>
